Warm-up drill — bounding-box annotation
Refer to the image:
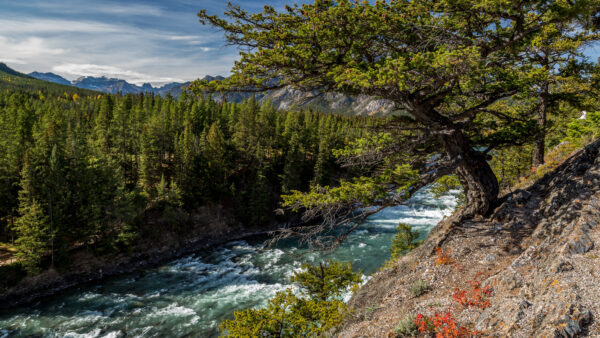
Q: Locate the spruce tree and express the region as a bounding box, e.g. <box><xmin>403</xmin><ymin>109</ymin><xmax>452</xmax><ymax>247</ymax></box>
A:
<box><xmin>14</xmin><ymin>156</ymin><xmax>52</xmax><ymax>274</ymax></box>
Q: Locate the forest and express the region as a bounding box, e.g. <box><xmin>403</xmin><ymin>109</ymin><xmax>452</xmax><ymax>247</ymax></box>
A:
<box><xmin>4</xmin><ymin>0</ymin><xmax>600</xmax><ymax>336</ymax></box>
<box><xmin>0</xmin><ymin>69</ymin><xmax>374</xmax><ymax>274</ymax></box>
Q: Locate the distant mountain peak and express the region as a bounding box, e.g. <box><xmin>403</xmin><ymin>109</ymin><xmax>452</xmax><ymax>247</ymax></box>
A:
<box><xmin>25</xmin><ymin>68</ymin><xmax>396</xmax><ymax>115</ymax></box>
<box><xmin>28</xmin><ymin>72</ymin><xmax>71</xmax><ymax>86</ymax></box>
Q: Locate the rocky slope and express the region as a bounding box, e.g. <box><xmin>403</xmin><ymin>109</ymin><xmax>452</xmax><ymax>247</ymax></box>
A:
<box><xmin>341</xmin><ymin>139</ymin><xmax>600</xmax><ymax>337</ymax></box>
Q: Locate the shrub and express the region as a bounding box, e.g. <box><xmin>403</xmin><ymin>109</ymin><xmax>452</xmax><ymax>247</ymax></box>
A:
<box><xmin>394</xmin><ymin>314</ymin><xmax>418</xmax><ymax>337</ymax></box>
<box><xmin>566</xmin><ymin>111</ymin><xmax>600</xmax><ymax>146</ymax></box>
<box><xmin>390</xmin><ymin>223</ymin><xmax>422</xmax><ymax>260</ymax></box>
<box><xmin>452</xmin><ymin>281</ymin><xmax>493</xmax><ymax>309</ymax></box>
<box><xmin>290</xmin><ymin>260</ymin><xmax>362</xmax><ymax>301</ymax></box>
<box><xmin>415</xmin><ymin>311</ymin><xmax>475</xmax><ymax>337</ymax></box>
<box><xmin>435</xmin><ymin>248</ymin><xmax>454</xmax><ymax>266</ymax></box>
<box><xmin>410</xmin><ymin>279</ymin><xmax>430</xmax><ymax>297</ymax></box>
<box><xmin>490</xmin><ymin>145</ymin><xmax>534</xmax><ymax>192</ymax></box>
<box><xmin>221</xmin><ymin>289</ymin><xmax>347</xmax><ymax>337</ymax></box>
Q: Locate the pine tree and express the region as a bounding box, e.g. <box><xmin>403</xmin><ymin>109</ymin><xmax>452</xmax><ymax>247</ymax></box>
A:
<box><xmin>14</xmin><ymin>156</ymin><xmax>52</xmax><ymax>274</ymax></box>
<box><xmin>204</xmin><ymin>122</ymin><xmax>228</xmax><ymax>197</ymax></box>
<box><xmin>195</xmin><ymin>0</ymin><xmax>600</xmax><ymax>219</ymax></box>
<box><xmin>15</xmin><ymin>199</ymin><xmax>50</xmax><ymax>274</ymax></box>
<box><xmin>221</xmin><ymin>260</ymin><xmax>361</xmax><ymax>337</ymax></box>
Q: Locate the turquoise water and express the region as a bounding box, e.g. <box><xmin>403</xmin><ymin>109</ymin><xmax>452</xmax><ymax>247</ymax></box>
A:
<box><xmin>0</xmin><ymin>190</ymin><xmax>456</xmax><ymax>337</ymax></box>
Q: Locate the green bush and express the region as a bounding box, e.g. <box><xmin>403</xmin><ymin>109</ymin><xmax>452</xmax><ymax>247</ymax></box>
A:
<box><xmin>566</xmin><ymin>111</ymin><xmax>600</xmax><ymax>147</ymax></box>
<box><xmin>409</xmin><ymin>279</ymin><xmax>430</xmax><ymax>297</ymax></box>
<box><xmin>394</xmin><ymin>314</ymin><xmax>418</xmax><ymax>337</ymax></box>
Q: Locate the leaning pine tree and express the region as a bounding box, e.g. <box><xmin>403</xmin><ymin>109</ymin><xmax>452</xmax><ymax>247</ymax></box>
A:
<box><xmin>193</xmin><ymin>0</ymin><xmax>600</xmax><ymax>249</ymax></box>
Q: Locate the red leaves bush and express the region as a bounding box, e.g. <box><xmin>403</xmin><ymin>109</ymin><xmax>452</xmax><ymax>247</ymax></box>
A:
<box><xmin>415</xmin><ymin>311</ymin><xmax>472</xmax><ymax>338</ymax></box>
<box><xmin>434</xmin><ymin>248</ymin><xmax>464</xmax><ymax>271</ymax></box>
<box><xmin>452</xmin><ymin>281</ymin><xmax>493</xmax><ymax>309</ymax></box>
<box><xmin>434</xmin><ymin>248</ymin><xmax>454</xmax><ymax>266</ymax></box>
<box><xmin>414</xmin><ymin>279</ymin><xmax>492</xmax><ymax>337</ymax></box>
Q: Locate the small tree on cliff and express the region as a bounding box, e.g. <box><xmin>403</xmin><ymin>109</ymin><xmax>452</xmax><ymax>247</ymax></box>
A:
<box><xmin>194</xmin><ymin>0</ymin><xmax>600</xmax><ymax>248</ymax></box>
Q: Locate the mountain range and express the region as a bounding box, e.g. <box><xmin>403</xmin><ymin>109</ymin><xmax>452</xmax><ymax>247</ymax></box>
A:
<box><xmin>22</xmin><ymin>65</ymin><xmax>395</xmax><ymax>115</ymax></box>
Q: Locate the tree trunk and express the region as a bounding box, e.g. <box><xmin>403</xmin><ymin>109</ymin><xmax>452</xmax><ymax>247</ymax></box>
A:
<box><xmin>533</xmin><ymin>80</ymin><xmax>549</xmax><ymax>166</ymax></box>
<box><xmin>440</xmin><ymin>130</ymin><xmax>499</xmax><ymax>217</ymax></box>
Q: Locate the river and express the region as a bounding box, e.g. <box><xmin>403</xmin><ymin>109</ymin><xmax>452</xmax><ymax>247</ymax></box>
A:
<box><xmin>0</xmin><ymin>189</ymin><xmax>457</xmax><ymax>337</ymax></box>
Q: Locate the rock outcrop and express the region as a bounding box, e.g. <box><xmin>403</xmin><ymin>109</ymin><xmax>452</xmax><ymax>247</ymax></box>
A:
<box><xmin>341</xmin><ymin>139</ymin><xmax>600</xmax><ymax>337</ymax></box>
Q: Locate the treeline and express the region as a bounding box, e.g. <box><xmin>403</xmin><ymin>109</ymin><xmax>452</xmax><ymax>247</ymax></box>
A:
<box><xmin>0</xmin><ymin>89</ymin><xmax>371</xmax><ymax>273</ymax></box>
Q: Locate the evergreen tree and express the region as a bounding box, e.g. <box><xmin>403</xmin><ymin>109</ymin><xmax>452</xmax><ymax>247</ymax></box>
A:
<box><xmin>525</xmin><ymin>23</ymin><xmax>597</xmax><ymax>165</ymax></box>
<box><xmin>204</xmin><ymin>122</ymin><xmax>228</xmax><ymax>197</ymax></box>
<box><xmin>221</xmin><ymin>260</ymin><xmax>361</xmax><ymax>337</ymax></box>
<box><xmin>195</xmin><ymin>0</ymin><xmax>600</xmax><ymax>220</ymax></box>
<box><xmin>14</xmin><ymin>156</ymin><xmax>51</xmax><ymax>274</ymax></box>
<box><xmin>14</xmin><ymin>199</ymin><xmax>50</xmax><ymax>274</ymax></box>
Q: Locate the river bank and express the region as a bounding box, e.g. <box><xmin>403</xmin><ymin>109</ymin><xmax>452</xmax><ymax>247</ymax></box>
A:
<box><xmin>0</xmin><ymin>218</ymin><xmax>280</xmax><ymax>311</ymax></box>
<box><xmin>0</xmin><ymin>189</ymin><xmax>457</xmax><ymax>337</ymax></box>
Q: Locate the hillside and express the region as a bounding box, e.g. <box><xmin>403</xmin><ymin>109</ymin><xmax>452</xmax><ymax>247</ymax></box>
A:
<box><xmin>341</xmin><ymin>139</ymin><xmax>600</xmax><ymax>337</ymax></box>
<box><xmin>0</xmin><ymin>63</ymin><xmax>97</xmax><ymax>96</ymax></box>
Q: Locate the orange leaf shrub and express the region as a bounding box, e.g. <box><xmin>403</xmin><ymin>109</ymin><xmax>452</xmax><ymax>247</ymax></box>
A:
<box><xmin>435</xmin><ymin>248</ymin><xmax>454</xmax><ymax>266</ymax></box>
<box><xmin>415</xmin><ymin>311</ymin><xmax>474</xmax><ymax>338</ymax></box>
<box><xmin>452</xmin><ymin>281</ymin><xmax>493</xmax><ymax>309</ymax></box>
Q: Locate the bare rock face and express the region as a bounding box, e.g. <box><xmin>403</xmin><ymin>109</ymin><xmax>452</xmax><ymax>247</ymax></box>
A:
<box><xmin>340</xmin><ymin>139</ymin><xmax>600</xmax><ymax>337</ymax></box>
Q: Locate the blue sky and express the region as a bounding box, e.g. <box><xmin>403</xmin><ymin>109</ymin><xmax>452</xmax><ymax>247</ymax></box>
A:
<box><xmin>0</xmin><ymin>0</ymin><xmax>295</xmax><ymax>85</ymax></box>
<box><xmin>2</xmin><ymin>1</ymin><xmax>600</xmax><ymax>85</ymax></box>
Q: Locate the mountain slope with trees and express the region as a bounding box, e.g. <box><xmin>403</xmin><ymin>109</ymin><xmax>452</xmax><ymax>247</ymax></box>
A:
<box><xmin>0</xmin><ymin>63</ymin><xmax>375</xmax><ymax>297</ymax></box>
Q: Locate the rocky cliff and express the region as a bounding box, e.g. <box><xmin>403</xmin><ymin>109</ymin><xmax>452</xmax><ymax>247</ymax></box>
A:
<box><xmin>341</xmin><ymin>139</ymin><xmax>600</xmax><ymax>337</ymax></box>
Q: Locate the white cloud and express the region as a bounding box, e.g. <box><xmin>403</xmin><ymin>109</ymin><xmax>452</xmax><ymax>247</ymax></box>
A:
<box><xmin>168</xmin><ymin>35</ymin><xmax>202</xmax><ymax>41</ymax></box>
<box><xmin>86</xmin><ymin>4</ymin><xmax>164</xmax><ymax>16</ymax></box>
<box><xmin>18</xmin><ymin>2</ymin><xmax>164</xmax><ymax>17</ymax></box>
<box><xmin>53</xmin><ymin>63</ymin><xmax>184</xmax><ymax>85</ymax></box>
<box><xmin>0</xmin><ymin>18</ymin><xmax>122</xmax><ymax>34</ymax></box>
<box><xmin>0</xmin><ymin>36</ymin><xmax>65</xmax><ymax>58</ymax></box>
<box><xmin>0</xmin><ymin>59</ymin><xmax>27</xmax><ymax>65</ymax></box>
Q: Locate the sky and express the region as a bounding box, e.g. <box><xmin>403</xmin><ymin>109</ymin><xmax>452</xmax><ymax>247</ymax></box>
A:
<box><xmin>3</xmin><ymin>1</ymin><xmax>600</xmax><ymax>86</ymax></box>
<box><xmin>0</xmin><ymin>0</ymin><xmax>294</xmax><ymax>85</ymax></box>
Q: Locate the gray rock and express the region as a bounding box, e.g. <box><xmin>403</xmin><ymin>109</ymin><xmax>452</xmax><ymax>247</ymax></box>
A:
<box><xmin>554</xmin><ymin>260</ymin><xmax>574</xmax><ymax>273</ymax></box>
<box><xmin>568</xmin><ymin>233</ymin><xmax>594</xmax><ymax>256</ymax></box>
<box><xmin>553</xmin><ymin>308</ymin><xmax>592</xmax><ymax>338</ymax></box>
